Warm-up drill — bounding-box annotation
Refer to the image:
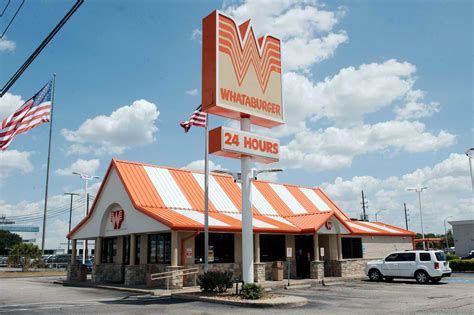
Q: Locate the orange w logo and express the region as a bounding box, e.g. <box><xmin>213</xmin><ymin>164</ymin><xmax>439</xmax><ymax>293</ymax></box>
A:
<box><xmin>110</xmin><ymin>209</ymin><xmax>124</xmax><ymax>229</ymax></box>
<box><xmin>218</xmin><ymin>14</ymin><xmax>281</xmax><ymax>94</ymax></box>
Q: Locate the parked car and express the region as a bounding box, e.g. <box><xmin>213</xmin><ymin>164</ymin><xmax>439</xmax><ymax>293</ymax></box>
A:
<box><xmin>365</xmin><ymin>250</ymin><xmax>452</xmax><ymax>284</ymax></box>
<box><xmin>462</xmin><ymin>250</ymin><xmax>474</xmax><ymax>260</ymax></box>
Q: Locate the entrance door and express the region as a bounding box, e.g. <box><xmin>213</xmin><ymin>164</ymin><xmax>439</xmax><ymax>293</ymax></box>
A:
<box><xmin>295</xmin><ymin>235</ymin><xmax>314</xmax><ymax>278</ymax></box>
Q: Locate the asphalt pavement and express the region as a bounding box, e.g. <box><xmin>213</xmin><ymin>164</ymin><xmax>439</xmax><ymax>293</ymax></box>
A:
<box><xmin>0</xmin><ymin>273</ymin><xmax>473</xmax><ymax>314</ymax></box>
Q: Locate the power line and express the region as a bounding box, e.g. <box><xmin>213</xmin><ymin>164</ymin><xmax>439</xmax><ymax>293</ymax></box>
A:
<box><xmin>0</xmin><ymin>0</ymin><xmax>24</xmax><ymax>39</ymax></box>
<box><xmin>0</xmin><ymin>0</ymin><xmax>11</xmax><ymax>17</ymax></box>
<box><xmin>0</xmin><ymin>0</ymin><xmax>84</xmax><ymax>97</ymax></box>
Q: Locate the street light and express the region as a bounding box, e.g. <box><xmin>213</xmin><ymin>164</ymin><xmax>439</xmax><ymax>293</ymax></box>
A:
<box><xmin>375</xmin><ymin>209</ymin><xmax>386</xmax><ymax>222</ymax></box>
<box><xmin>72</xmin><ymin>172</ymin><xmax>99</xmax><ymax>263</ymax></box>
<box><xmin>465</xmin><ymin>148</ymin><xmax>474</xmax><ymax>191</ymax></box>
<box><xmin>443</xmin><ymin>215</ymin><xmax>454</xmax><ymax>250</ymax></box>
<box><xmin>407</xmin><ymin>186</ymin><xmax>428</xmax><ymax>250</ymax></box>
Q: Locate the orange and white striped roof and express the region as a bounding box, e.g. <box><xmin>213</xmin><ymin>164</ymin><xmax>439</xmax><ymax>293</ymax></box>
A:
<box><xmin>68</xmin><ymin>159</ymin><xmax>415</xmax><ymax>237</ymax></box>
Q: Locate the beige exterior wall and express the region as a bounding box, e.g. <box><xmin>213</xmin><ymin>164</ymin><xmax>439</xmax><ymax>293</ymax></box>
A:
<box><xmin>285</xmin><ymin>235</ymin><xmax>296</xmax><ymax>263</ymax></box>
<box><xmin>139</xmin><ymin>234</ymin><xmax>148</xmax><ymax>264</ymax></box>
<box><xmin>360</xmin><ymin>236</ymin><xmax>413</xmax><ymax>258</ymax></box>
<box><xmin>235</xmin><ymin>233</ymin><xmax>242</xmax><ymax>263</ymax></box>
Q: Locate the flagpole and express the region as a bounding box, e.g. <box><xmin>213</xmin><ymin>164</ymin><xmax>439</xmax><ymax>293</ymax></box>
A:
<box><xmin>41</xmin><ymin>73</ymin><xmax>56</xmax><ymax>253</ymax></box>
<box><xmin>204</xmin><ymin>116</ymin><xmax>209</xmax><ymax>272</ymax></box>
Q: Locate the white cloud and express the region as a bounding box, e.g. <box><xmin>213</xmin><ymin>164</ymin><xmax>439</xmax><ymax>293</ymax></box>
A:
<box><xmin>0</xmin><ymin>37</ymin><xmax>15</xmax><ymax>52</ymax></box>
<box><xmin>61</xmin><ymin>99</ymin><xmax>160</xmax><ymax>155</ymax></box>
<box><xmin>0</xmin><ymin>92</ymin><xmax>23</xmax><ymax>121</ymax></box>
<box><xmin>182</xmin><ymin>160</ymin><xmax>227</xmax><ymax>172</ymax></box>
<box><xmin>280</xmin><ymin>120</ymin><xmax>456</xmax><ymax>171</ymax></box>
<box><xmin>223</xmin><ymin>0</ymin><xmax>348</xmax><ymax>71</ymax></box>
<box><xmin>320</xmin><ymin>154</ymin><xmax>472</xmax><ymax>233</ymax></box>
<box><xmin>185</xmin><ymin>88</ymin><xmax>198</xmax><ymax>96</ymax></box>
<box><xmin>56</xmin><ymin>159</ymin><xmax>100</xmax><ymax>176</ymax></box>
<box><xmin>394</xmin><ymin>89</ymin><xmax>440</xmax><ymax>120</ymax></box>
<box><xmin>191</xmin><ymin>28</ymin><xmax>202</xmax><ymax>43</ymax></box>
<box><xmin>0</xmin><ymin>150</ymin><xmax>33</xmax><ymax>181</ymax></box>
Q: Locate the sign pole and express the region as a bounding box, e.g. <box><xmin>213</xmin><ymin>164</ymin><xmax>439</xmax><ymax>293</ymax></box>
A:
<box><xmin>204</xmin><ymin>119</ymin><xmax>209</xmax><ymax>272</ymax></box>
<box><xmin>241</xmin><ymin>116</ymin><xmax>254</xmax><ymax>283</ymax></box>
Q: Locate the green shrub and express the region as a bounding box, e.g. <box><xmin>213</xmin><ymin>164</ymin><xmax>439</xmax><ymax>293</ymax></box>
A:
<box><xmin>241</xmin><ymin>283</ymin><xmax>264</xmax><ymax>300</ymax></box>
<box><xmin>198</xmin><ymin>271</ymin><xmax>233</xmax><ymax>293</ymax></box>
<box><xmin>446</xmin><ymin>253</ymin><xmax>459</xmax><ymax>261</ymax></box>
<box><xmin>450</xmin><ymin>259</ymin><xmax>474</xmax><ymax>272</ymax></box>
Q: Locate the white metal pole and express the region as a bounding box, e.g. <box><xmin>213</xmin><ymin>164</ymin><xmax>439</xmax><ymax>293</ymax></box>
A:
<box><xmin>241</xmin><ymin>117</ymin><xmax>254</xmax><ymax>283</ymax></box>
<box><xmin>204</xmin><ymin>121</ymin><xmax>209</xmax><ymax>272</ymax></box>
<box><xmin>417</xmin><ymin>191</ymin><xmax>425</xmax><ymax>250</ymax></box>
<box><xmin>83</xmin><ymin>178</ymin><xmax>88</xmax><ymax>263</ymax></box>
<box><xmin>41</xmin><ymin>75</ymin><xmax>56</xmax><ymax>253</ymax></box>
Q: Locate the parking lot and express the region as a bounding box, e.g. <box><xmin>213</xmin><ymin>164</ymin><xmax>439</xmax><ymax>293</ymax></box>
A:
<box><xmin>0</xmin><ymin>274</ymin><xmax>473</xmax><ymax>314</ymax></box>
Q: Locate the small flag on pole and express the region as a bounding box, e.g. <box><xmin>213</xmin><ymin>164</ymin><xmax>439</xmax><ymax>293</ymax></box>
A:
<box><xmin>180</xmin><ymin>104</ymin><xmax>207</xmax><ymax>132</ymax></box>
<box><xmin>0</xmin><ymin>81</ymin><xmax>53</xmax><ymax>150</ymax></box>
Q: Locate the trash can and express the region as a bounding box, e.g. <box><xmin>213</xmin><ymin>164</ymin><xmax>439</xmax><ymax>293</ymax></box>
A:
<box><xmin>272</xmin><ymin>261</ymin><xmax>284</xmax><ymax>281</ymax></box>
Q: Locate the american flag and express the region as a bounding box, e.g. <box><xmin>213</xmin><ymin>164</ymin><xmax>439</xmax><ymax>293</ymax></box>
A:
<box><xmin>0</xmin><ymin>81</ymin><xmax>53</xmax><ymax>151</ymax></box>
<box><xmin>180</xmin><ymin>104</ymin><xmax>207</xmax><ymax>132</ymax></box>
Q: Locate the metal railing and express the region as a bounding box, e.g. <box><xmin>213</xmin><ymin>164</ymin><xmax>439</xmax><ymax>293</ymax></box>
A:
<box><xmin>150</xmin><ymin>267</ymin><xmax>199</xmax><ymax>290</ymax></box>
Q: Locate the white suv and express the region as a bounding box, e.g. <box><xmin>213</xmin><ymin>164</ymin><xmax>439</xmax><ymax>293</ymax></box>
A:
<box><xmin>365</xmin><ymin>250</ymin><xmax>452</xmax><ymax>284</ymax></box>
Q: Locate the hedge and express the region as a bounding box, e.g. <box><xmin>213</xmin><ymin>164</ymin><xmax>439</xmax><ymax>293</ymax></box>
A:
<box><xmin>449</xmin><ymin>259</ymin><xmax>474</xmax><ymax>272</ymax></box>
<box><xmin>198</xmin><ymin>271</ymin><xmax>233</xmax><ymax>293</ymax></box>
<box><xmin>241</xmin><ymin>283</ymin><xmax>264</xmax><ymax>300</ymax></box>
<box><xmin>446</xmin><ymin>253</ymin><xmax>459</xmax><ymax>261</ymax></box>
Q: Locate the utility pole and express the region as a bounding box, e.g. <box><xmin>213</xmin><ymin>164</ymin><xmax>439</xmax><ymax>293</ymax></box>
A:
<box><xmin>86</xmin><ymin>193</ymin><xmax>90</xmax><ymax>214</ymax></box>
<box><xmin>64</xmin><ymin>193</ymin><xmax>80</xmax><ymax>256</ymax></box>
<box><xmin>361</xmin><ymin>191</ymin><xmax>368</xmax><ymax>221</ymax></box>
<box><xmin>403</xmin><ymin>203</ymin><xmax>409</xmax><ymax>230</ymax></box>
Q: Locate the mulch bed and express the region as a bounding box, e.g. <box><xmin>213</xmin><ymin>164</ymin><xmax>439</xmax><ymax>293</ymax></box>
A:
<box><xmin>185</xmin><ymin>291</ymin><xmax>284</xmax><ymax>301</ymax></box>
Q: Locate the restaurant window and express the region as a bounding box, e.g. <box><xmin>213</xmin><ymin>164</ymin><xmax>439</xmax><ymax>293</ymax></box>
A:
<box><xmin>123</xmin><ymin>236</ymin><xmax>130</xmax><ymax>265</ymax></box>
<box><xmin>148</xmin><ymin>233</ymin><xmax>171</xmax><ymax>264</ymax></box>
<box><xmin>342</xmin><ymin>237</ymin><xmax>363</xmax><ymax>259</ymax></box>
<box><xmin>136</xmin><ymin>235</ymin><xmax>141</xmax><ymax>265</ymax></box>
<box><xmin>195</xmin><ymin>233</ymin><xmax>234</xmax><ymax>264</ymax></box>
<box><xmin>260</xmin><ymin>235</ymin><xmax>285</xmax><ymax>262</ymax></box>
<box><xmin>101</xmin><ymin>237</ymin><xmax>117</xmax><ymax>263</ymax></box>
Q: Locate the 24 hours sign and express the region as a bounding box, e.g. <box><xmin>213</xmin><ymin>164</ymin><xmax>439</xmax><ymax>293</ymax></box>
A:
<box><xmin>209</xmin><ymin>126</ymin><xmax>279</xmax><ymax>164</ymax></box>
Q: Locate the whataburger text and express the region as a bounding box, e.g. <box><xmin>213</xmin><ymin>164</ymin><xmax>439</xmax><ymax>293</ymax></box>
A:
<box><xmin>220</xmin><ymin>88</ymin><xmax>281</xmax><ymax>117</ymax></box>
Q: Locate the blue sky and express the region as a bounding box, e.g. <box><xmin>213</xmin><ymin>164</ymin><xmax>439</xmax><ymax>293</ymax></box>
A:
<box><xmin>0</xmin><ymin>0</ymin><xmax>472</xmax><ymax>248</ymax></box>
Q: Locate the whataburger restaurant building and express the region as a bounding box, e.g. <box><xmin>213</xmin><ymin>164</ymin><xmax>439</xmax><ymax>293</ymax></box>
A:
<box><xmin>66</xmin><ymin>159</ymin><xmax>415</xmax><ymax>287</ymax></box>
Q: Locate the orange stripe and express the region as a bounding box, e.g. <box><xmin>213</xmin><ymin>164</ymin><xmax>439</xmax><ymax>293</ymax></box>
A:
<box><xmin>252</xmin><ymin>182</ymin><xmax>294</xmax><ymax>217</ymax></box>
<box><xmin>254</xmin><ymin>215</ymin><xmax>299</xmax><ymax>232</ymax></box>
<box><xmin>285</xmin><ymin>186</ymin><xmax>319</xmax><ymax>214</ymax></box>
<box><xmin>169</xmin><ymin>170</ymin><xmax>220</xmax><ymax>213</ymax></box>
<box><xmin>213</xmin><ymin>175</ymin><xmax>242</xmax><ymax>212</ymax></box>
<box><xmin>115</xmin><ymin>162</ymin><xmax>167</xmax><ymax>209</ymax></box>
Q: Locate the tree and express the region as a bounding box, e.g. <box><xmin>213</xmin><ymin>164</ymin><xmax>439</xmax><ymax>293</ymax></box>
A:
<box><xmin>0</xmin><ymin>230</ymin><xmax>23</xmax><ymax>255</ymax></box>
<box><xmin>8</xmin><ymin>243</ymin><xmax>43</xmax><ymax>271</ymax></box>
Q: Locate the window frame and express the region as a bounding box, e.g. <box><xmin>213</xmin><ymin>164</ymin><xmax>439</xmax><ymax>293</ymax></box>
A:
<box><xmin>341</xmin><ymin>237</ymin><xmax>363</xmax><ymax>259</ymax></box>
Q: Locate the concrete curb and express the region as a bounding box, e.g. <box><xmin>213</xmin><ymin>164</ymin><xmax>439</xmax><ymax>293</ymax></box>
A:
<box><xmin>173</xmin><ymin>293</ymin><xmax>308</xmax><ymax>308</ymax></box>
<box><xmin>54</xmin><ymin>280</ymin><xmax>158</xmax><ymax>295</ymax></box>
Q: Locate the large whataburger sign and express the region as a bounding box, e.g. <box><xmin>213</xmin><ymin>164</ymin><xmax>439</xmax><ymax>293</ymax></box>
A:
<box><xmin>202</xmin><ymin>11</ymin><xmax>284</xmax><ymax>128</ymax></box>
<box><xmin>201</xmin><ymin>10</ymin><xmax>285</xmax><ymax>284</ymax></box>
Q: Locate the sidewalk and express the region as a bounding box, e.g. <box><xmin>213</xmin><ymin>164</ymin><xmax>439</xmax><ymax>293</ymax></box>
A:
<box><xmin>55</xmin><ymin>276</ymin><xmax>364</xmax><ymax>296</ymax></box>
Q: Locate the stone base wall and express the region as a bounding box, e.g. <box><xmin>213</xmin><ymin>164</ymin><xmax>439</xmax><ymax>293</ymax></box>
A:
<box><xmin>324</xmin><ymin>259</ymin><xmax>374</xmax><ymax>277</ymax></box>
<box><xmin>145</xmin><ymin>264</ymin><xmax>168</xmax><ymax>288</ymax></box>
<box><xmin>124</xmin><ymin>265</ymin><xmax>147</xmax><ymax>286</ymax></box>
<box><xmin>310</xmin><ymin>260</ymin><xmax>324</xmax><ymax>279</ymax></box>
<box><xmin>166</xmin><ymin>266</ymin><xmax>183</xmax><ymax>290</ymax></box>
<box><xmin>67</xmin><ymin>263</ymin><xmax>87</xmax><ymax>282</ymax></box>
<box><xmin>254</xmin><ymin>263</ymin><xmax>266</xmax><ymax>283</ymax></box>
<box><xmin>339</xmin><ymin>259</ymin><xmax>373</xmax><ymax>277</ymax></box>
<box><xmin>264</xmin><ymin>261</ymin><xmax>296</xmax><ymax>281</ymax></box>
<box><xmin>92</xmin><ymin>264</ymin><xmax>124</xmax><ymax>283</ymax></box>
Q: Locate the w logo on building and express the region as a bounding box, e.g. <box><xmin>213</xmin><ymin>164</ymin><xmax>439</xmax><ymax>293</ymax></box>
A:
<box><xmin>110</xmin><ymin>209</ymin><xmax>124</xmax><ymax>229</ymax></box>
